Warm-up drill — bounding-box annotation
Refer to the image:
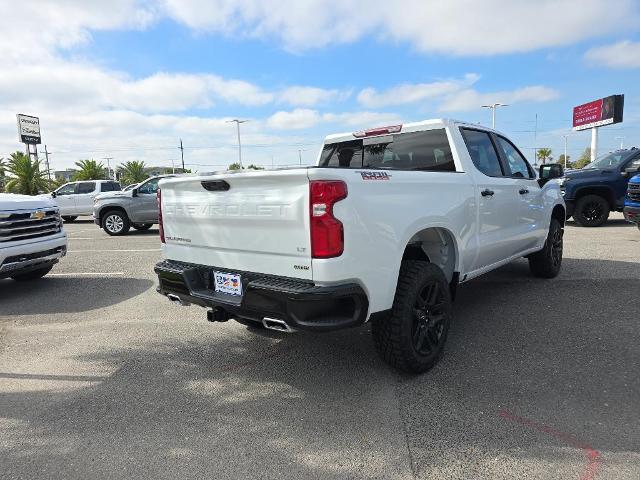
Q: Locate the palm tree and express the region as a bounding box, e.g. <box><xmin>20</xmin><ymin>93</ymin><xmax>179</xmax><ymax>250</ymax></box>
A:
<box><xmin>118</xmin><ymin>161</ymin><xmax>149</xmax><ymax>185</ymax></box>
<box><xmin>4</xmin><ymin>151</ymin><xmax>50</xmax><ymax>195</ymax></box>
<box><xmin>536</xmin><ymin>148</ymin><xmax>553</xmax><ymax>165</ymax></box>
<box><xmin>0</xmin><ymin>157</ymin><xmax>6</xmax><ymax>192</ymax></box>
<box><xmin>73</xmin><ymin>159</ymin><xmax>105</xmax><ymax>180</ymax></box>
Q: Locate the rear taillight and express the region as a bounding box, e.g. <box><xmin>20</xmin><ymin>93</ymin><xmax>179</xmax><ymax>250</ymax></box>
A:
<box><xmin>157</xmin><ymin>188</ymin><xmax>165</xmax><ymax>243</ymax></box>
<box><xmin>309</xmin><ymin>180</ymin><xmax>347</xmax><ymax>258</ymax></box>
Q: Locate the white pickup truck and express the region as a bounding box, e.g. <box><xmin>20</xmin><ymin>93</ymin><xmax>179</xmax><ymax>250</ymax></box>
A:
<box><xmin>155</xmin><ymin>119</ymin><xmax>565</xmax><ymax>373</ymax></box>
<box><xmin>0</xmin><ymin>193</ymin><xmax>67</xmax><ymax>281</ymax></box>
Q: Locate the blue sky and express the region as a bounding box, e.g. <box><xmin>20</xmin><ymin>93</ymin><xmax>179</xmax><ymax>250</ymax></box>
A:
<box><xmin>1</xmin><ymin>0</ymin><xmax>639</xmax><ymax>171</ymax></box>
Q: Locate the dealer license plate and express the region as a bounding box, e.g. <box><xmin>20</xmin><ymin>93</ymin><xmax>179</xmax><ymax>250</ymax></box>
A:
<box><xmin>213</xmin><ymin>271</ymin><xmax>243</xmax><ymax>296</ymax></box>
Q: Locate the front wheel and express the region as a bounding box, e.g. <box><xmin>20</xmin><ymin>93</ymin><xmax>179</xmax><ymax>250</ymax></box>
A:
<box><xmin>528</xmin><ymin>218</ymin><xmax>563</xmax><ymax>278</ymax></box>
<box><xmin>372</xmin><ymin>261</ymin><xmax>452</xmax><ymax>374</ymax></box>
<box><xmin>574</xmin><ymin>194</ymin><xmax>610</xmax><ymax>227</ymax></box>
<box><xmin>11</xmin><ymin>265</ymin><xmax>53</xmax><ymax>281</ymax></box>
<box><xmin>102</xmin><ymin>210</ymin><xmax>130</xmax><ymax>236</ymax></box>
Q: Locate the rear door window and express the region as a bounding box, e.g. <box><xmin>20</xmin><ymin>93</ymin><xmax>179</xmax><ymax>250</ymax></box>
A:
<box><xmin>319</xmin><ymin>129</ymin><xmax>455</xmax><ymax>172</ymax></box>
<box><xmin>77</xmin><ymin>182</ymin><xmax>96</xmax><ymax>194</ymax></box>
<box><xmin>460</xmin><ymin>129</ymin><xmax>504</xmax><ymax>177</ymax></box>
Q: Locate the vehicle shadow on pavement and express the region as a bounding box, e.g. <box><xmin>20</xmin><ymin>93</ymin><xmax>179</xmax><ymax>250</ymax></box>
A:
<box><xmin>0</xmin><ymin>258</ymin><xmax>638</xmax><ymax>479</ymax></box>
<box><xmin>0</xmin><ymin>277</ymin><xmax>154</xmax><ymax>315</ymax></box>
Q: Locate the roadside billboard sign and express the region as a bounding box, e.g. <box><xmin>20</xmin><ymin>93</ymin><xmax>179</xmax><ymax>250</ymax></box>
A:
<box><xmin>16</xmin><ymin>114</ymin><xmax>41</xmax><ymax>144</ymax></box>
<box><xmin>572</xmin><ymin>95</ymin><xmax>624</xmax><ymax>131</ymax></box>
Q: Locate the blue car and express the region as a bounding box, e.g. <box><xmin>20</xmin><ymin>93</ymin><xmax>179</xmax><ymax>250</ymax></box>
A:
<box><xmin>562</xmin><ymin>148</ymin><xmax>640</xmax><ymax>226</ymax></box>
<box><xmin>623</xmin><ymin>174</ymin><xmax>640</xmax><ymax>230</ymax></box>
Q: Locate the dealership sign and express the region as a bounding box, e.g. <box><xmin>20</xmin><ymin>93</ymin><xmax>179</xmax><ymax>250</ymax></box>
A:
<box><xmin>572</xmin><ymin>95</ymin><xmax>624</xmax><ymax>131</ymax></box>
<box><xmin>16</xmin><ymin>114</ymin><xmax>41</xmax><ymax>144</ymax></box>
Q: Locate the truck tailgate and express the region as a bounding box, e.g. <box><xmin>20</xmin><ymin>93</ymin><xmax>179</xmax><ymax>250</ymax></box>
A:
<box><xmin>159</xmin><ymin>170</ymin><xmax>312</xmax><ymax>280</ymax></box>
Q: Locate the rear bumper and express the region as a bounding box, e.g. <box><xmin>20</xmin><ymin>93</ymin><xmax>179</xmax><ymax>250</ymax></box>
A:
<box><xmin>0</xmin><ymin>234</ymin><xmax>67</xmax><ymax>279</ymax></box>
<box><xmin>154</xmin><ymin>259</ymin><xmax>369</xmax><ymax>332</ymax></box>
<box><xmin>623</xmin><ymin>205</ymin><xmax>640</xmax><ymax>224</ymax></box>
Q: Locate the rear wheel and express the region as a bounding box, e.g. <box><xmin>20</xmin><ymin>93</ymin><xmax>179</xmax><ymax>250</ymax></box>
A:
<box><xmin>102</xmin><ymin>210</ymin><xmax>130</xmax><ymax>236</ymax></box>
<box><xmin>132</xmin><ymin>223</ymin><xmax>153</xmax><ymax>231</ymax></box>
<box><xmin>528</xmin><ymin>218</ymin><xmax>563</xmax><ymax>278</ymax></box>
<box><xmin>62</xmin><ymin>216</ymin><xmax>77</xmax><ymax>223</ymax></box>
<box><xmin>11</xmin><ymin>265</ymin><xmax>53</xmax><ymax>281</ymax></box>
<box><xmin>372</xmin><ymin>261</ymin><xmax>452</xmax><ymax>374</ymax></box>
<box><xmin>574</xmin><ymin>194</ymin><xmax>609</xmax><ymax>227</ymax></box>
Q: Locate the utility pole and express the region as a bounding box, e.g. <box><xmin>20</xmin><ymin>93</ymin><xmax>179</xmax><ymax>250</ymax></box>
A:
<box><xmin>226</xmin><ymin>119</ymin><xmax>248</xmax><ymax>169</ymax></box>
<box><xmin>298</xmin><ymin>149</ymin><xmax>303</xmax><ymax>166</ymax></box>
<box><xmin>179</xmin><ymin>138</ymin><xmax>184</xmax><ymax>171</ymax></box>
<box><xmin>103</xmin><ymin>157</ymin><xmax>113</xmax><ymax>180</ymax></box>
<box><xmin>481</xmin><ymin>103</ymin><xmax>509</xmax><ymax>129</ymax></box>
<box><xmin>562</xmin><ymin>135</ymin><xmax>569</xmax><ymax>169</ymax></box>
<box><xmin>44</xmin><ymin>145</ymin><xmax>52</xmax><ymax>181</ymax></box>
<box><xmin>615</xmin><ymin>136</ymin><xmax>625</xmax><ymax>149</ymax></box>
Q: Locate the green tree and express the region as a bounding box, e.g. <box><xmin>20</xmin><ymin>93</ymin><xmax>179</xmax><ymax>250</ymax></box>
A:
<box><xmin>118</xmin><ymin>161</ymin><xmax>149</xmax><ymax>185</ymax></box>
<box><xmin>3</xmin><ymin>151</ymin><xmax>50</xmax><ymax>195</ymax></box>
<box><xmin>228</xmin><ymin>162</ymin><xmax>242</xmax><ymax>170</ymax></box>
<box><xmin>574</xmin><ymin>148</ymin><xmax>591</xmax><ymax>169</ymax></box>
<box><xmin>247</xmin><ymin>164</ymin><xmax>264</xmax><ymax>170</ymax></box>
<box><xmin>557</xmin><ymin>154</ymin><xmax>573</xmax><ymax>169</ymax></box>
<box><xmin>73</xmin><ymin>159</ymin><xmax>106</xmax><ymax>180</ymax></box>
<box><xmin>536</xmin><ymin>148</ymin><xmax>553</xmax><ymax>164</ymax></box>
<box><xmin>0</xmin><ymin>157</ymin><xmax>6</xmax><ymax>193</ymax></box>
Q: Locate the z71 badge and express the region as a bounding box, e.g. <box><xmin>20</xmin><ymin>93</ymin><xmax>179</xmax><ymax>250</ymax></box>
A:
<box><xmin>357</xmin><ymin>171</ymin><xmax>391</xmax><ymax>180</ymax></box>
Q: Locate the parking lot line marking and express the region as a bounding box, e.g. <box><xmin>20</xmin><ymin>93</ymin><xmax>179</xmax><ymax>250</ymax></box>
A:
<box><xmin>498</xmin><ymin>410</ymin><xmax>601</xmax><ymax>480</ymax></box>
<box><xmin>48</xmin><ymin>272</ymin><xmax>125</xmax><ymax>276</ymax></box>
<box><xmin>68</xmin><ymin>249</ymin><xmax>161</xmax><ymax>252</ymax></box>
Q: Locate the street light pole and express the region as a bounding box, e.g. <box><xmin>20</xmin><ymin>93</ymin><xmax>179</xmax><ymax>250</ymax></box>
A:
<box><xmin>615</xmin><ymin>136</ymin><xmax>625</xmax><ymax>149</ymax></box>
<box><xmin>44</xmin><ymin>145</ymin><xmax>52</xmax><ymax>181</ymax></box>
<box><xmin>481</xmin><ymin>103</ymin><xmax>509</xmax><ymax>129</ymax></box>
<box><xmin>562</xmin><ymin>135</ymin><xmax>569</xmax><ymax>169</ymax></box>
<box><xmin>227</xmin><ymin>119</ymin><xmax>248</xmax><ymax>169</ymax></box>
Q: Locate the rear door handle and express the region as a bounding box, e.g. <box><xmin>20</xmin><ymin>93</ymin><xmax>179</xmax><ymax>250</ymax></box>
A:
<box><xmin>519</xmin><ymin>188</ymin><xmax>529</xmax><ymax>195</ymax></box>
<box><xmin>481</xmin><ymin>189</ymin><xmax>495</xmax><ymax>197</ymax></box>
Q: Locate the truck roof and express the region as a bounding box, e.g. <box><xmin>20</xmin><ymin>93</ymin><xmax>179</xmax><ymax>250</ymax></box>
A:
<box><xmin>323</xmin><ymin>118</ymin><xmax>496</xmax><ymax>144</ymax></box>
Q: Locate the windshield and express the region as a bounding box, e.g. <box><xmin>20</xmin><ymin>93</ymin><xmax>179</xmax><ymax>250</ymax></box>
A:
<box><xmin>319</xmin><ymin>129</ymin><xmax>455</xmax><ymax>172</ymax></box>
<box><xmin>584</xmin><ymin>151</ymin><xmax>632</xmax><ymax>169</ymax></box>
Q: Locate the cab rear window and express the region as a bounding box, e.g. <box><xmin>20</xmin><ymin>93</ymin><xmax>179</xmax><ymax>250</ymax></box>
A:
<box><xmin>319</xmin><ymin>129</ymin><xmax>455</xmax><ymax>172</ymax></box>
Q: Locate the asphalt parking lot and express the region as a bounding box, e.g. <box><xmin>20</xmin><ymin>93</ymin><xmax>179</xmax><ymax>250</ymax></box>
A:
<box><xmin>1</xmin><ymin>215</ymin><xmax>638</xmax><ymax>479</ymax></box>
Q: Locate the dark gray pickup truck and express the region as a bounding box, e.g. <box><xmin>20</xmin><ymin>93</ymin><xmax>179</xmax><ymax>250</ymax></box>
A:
<box><xmin>93</xmin><ymin>175</ymin><xmax>173</xmax><ymax>235</ymax></box>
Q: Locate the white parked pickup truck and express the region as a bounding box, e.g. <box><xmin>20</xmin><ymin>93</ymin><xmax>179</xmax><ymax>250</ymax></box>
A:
<box><xmin>155</xmin><ymin>119</ymin><xmax>565</xmax><ymax>373</ymax></box>
<box><xmin>0</xmin><ymin>193</ymin><xmax>67</xmax><ymax>281</ymax></box>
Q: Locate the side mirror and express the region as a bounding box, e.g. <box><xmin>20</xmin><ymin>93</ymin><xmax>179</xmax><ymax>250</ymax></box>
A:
<box><xmin>131</xmin><ymin>188</ymin><xmax>138</xmax><ymax>197</ymax></box>
<box><xmin>51</xmin><ymin>191</ymin><xmax>57</xmax><ymax>198</ymax></box>
<box><xmin>539</xmin><ymin>163</ymin><xmax>564</xmax><ymax>180</ymax></box>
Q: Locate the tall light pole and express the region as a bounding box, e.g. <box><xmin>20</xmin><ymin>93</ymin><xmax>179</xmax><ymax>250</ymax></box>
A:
<box><xmin>103</xmin><ymin>157</ymin><xmax>113</xmax><ymax>180</ymax></box>
<box><xmin>44</xmin><ymin>145</ymin><xmax>52</xmax><ymax>181</ymax></box>
<box><xmin>227</xmin><ymin>119</ymin><xmax>248</xmax><ymax>169</ymax></box>
<box><xmin>562</xmin><ymin>135</ymin><xmax>569</xmax><ymax>169</ymax></box>
<box><xmin>481</xmin><ymin>103</ymin><xmax>509</xmax><ymax>129</ymax></box>
<box><xmin>615</xmin><ymin>136</ymin><xmax>625</xmax><ymax>149</ymax></box>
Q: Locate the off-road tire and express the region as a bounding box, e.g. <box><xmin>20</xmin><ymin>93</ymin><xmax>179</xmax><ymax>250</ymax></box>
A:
<box><xmin>574</xmin><ymin>194</ymin><xmax>610</xmax><ymax>227</ymax></box>
<box><xmin>102</xmin><ymin>210</ymin><xmax>130</xmax><ymax>236</ymax></box>
<box><xmin>11</xmin><ymin>265</ymin><xmax>53</xmax><ymax>281</ymax></box>
<box><xmin>528</xmin><ymin>218</ymin><xmax>563</xmax><ymax>278</ymax></box>
<box><xmin>132</xmin><ymin>223</ymin><xmax>153</xmax><ymax>231</ymax></box>
<box><xmin>62</xmin><ymin>216</ymin><xmax>77</xmax><ymax>223</ymax></box>
<box><xmin>372</xmin><ymin>260</ymin><xmax>452</xmax><ymax>374</ymax></box>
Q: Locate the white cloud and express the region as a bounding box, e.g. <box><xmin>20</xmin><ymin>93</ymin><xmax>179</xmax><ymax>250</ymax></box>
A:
<box><xmin>160</xmin><ymin>0</ymin><xmax>639</xmax><ymax>55</ymax></box>
<box><xmin>267</xmin><ymin>109</ymin><xmax>402</xmax><ymax>130</ymax></box>
<box><xmin>438</xmin><ymin>86</ymin><xmax>560</xmax><ymax>112</ymax></box>
<box><xmin>584</xmin><ymin>40</ymin><xmax>640</xmax><ymax>69</ymax></box>
<box><xmin>279</xmin><ymin>86</ymin><xmax>350</xmax><ymax>107</ymax></box>
<box><xmin>357</xmin><ymin>74</ymin><xmax>479</xmax><ymax>108</ymax></box>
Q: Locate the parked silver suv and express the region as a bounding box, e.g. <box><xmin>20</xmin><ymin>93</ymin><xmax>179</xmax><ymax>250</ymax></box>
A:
<box><xmin>93</xmin><ymin>175</ymin><xmax>172</xmax><ymax>235</ymax></box>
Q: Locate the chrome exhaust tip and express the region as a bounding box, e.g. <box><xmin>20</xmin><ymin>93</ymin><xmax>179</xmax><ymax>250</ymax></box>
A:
<box><xmin>262</xmin><ymin>317</ymin><xmax>293</xmax><ymax>333</ymax></box>
<box><xmin>167</xmin><ymin>293</ymin><xmax>190</xmax><ymax>307</ymax></box>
